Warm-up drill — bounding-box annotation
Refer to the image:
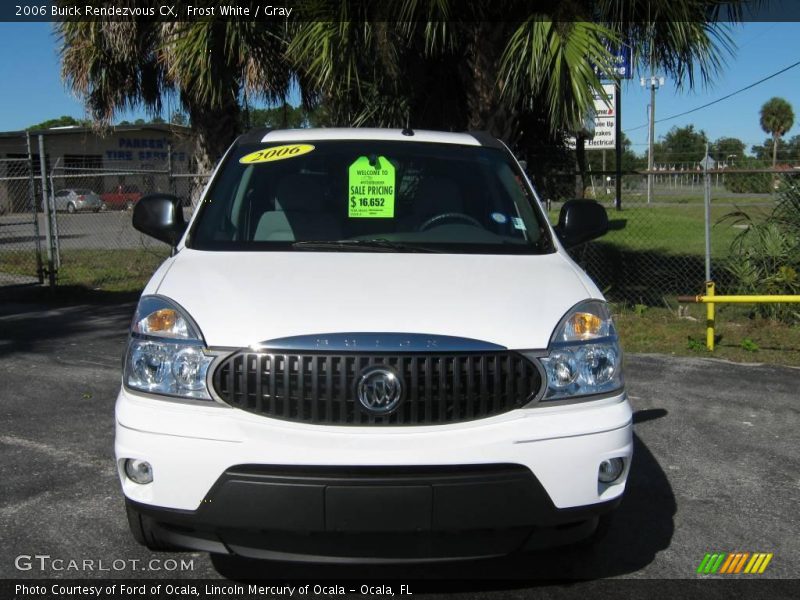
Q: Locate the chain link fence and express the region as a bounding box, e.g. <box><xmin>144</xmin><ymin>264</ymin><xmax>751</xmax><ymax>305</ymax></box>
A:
<box><xmin>557</xmin><ymin>168</ymin><xmax>797</xmax><ymax>304</ymax></box>
<box><xmin>2</xmin><ymin>131</ymin><xmax>797</xmax><ymax>300</ymax></box>
<box><xmin>0</xmin><ymin>136</ymin><xmax>44</xmax><ymax>286</ymax></box>
<box><xmin>45</xmin><ymin>163</ymin><xmax>210</xmax><ymax>289</ymax></box>
<box><xmin>0</xmin><ymin>132</ymin><xmax>210</xmax><ymax>291</ymax></box>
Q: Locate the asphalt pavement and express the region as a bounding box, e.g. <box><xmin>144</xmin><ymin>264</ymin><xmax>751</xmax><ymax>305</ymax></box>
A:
<box><xmin>0</xmin><ymin>297</ymin><xmax>798</xmax><ymax>596</ymax></box>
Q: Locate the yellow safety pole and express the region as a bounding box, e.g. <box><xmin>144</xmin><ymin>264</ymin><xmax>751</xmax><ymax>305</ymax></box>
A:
<box><xmin>689</xmin><ymin>295</ymin><xmax>800</xmax><ymax>303</ymax></box>
<box><xmin>706</xmin><ymin>281</ymin><xmax>715</xmax><ymax>351</ymax></box>
<box><xmin>678</xmin><ymin>283</ymin><xmax>800</xmax><ymax>352</ymax></box>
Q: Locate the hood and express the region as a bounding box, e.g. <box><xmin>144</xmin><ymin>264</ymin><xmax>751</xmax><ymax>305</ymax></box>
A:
<box><xmin>155</xmin><ymin>249</ymin><xmax>596</xmax><ymax>349</ymax></box>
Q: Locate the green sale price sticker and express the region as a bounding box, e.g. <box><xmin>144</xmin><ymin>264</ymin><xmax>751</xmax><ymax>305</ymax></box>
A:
<box><xmin>348</xmin><ymin>156</ymin><xmax>395</xmax><ymax>218</ymax></box>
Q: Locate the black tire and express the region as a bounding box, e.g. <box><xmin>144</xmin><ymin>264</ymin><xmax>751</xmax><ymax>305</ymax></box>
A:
<box><xmin>66</xmin><ymin>203</ymin><xmax>76</xmax><ymax>214</ymax></box>
<box><xmin>125</xmin><ymin>501</ymin><xmax>177</xmax><ymax>552</ymax></box>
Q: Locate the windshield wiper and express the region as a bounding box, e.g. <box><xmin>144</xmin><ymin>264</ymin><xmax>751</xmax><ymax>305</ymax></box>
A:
<box><xmin>291</xmin><ymin>239</ymin><xmax>442</xmax><ymax>253</ymax></box>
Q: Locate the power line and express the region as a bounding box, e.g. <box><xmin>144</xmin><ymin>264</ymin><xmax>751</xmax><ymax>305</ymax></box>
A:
<box><xmin>626</xmin><ymin>59</ymin><xmax>800</xmax><ymax>132</ymax></box>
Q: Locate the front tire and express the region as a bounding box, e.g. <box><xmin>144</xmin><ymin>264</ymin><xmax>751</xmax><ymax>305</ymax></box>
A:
<box><xmin>66</xmin><ymin>203</ymin><xmax>76</xmax><ymax>214</ymax></box>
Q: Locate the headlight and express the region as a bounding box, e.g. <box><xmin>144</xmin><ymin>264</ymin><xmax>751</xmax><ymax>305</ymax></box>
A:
<box><xmin>124</xmin><ymin>296</ymin><xmax>214</xmax><ymax>400</ymax></box>
<box><xmin>537</xmin><ymin>300</ymin><xmax>623</xmax><ymax>401</ymax></box>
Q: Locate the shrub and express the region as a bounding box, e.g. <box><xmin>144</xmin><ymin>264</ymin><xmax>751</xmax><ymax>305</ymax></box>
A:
<box><xmin>723</xmin><ymin>158</ymin><xmax>772</xmax><ymax>194</ymax></box>
<box><xmin>724</xmin><ymin>183</ymin><xmax>800</xmax><ymax>323</ymax></box>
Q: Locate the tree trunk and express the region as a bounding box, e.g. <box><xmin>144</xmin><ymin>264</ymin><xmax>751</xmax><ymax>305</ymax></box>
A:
<box><xmin>772</xmin><ymin>134</ymin><xmax>779</xmax><ymax>189</ymax></box>
<box><xmin>463</xmin><ymin>22</ymin><xmax>517</xmax><ymax>143</ymax></box>
<box><xmin>772</xmin><ymin>134</ymin><xmax>779</xmax><ymax>170</ymax></box>
<box><xmin>186</xmin><ymin>94</ymin><xmax>242</xmax><ymax>173</ymax></box>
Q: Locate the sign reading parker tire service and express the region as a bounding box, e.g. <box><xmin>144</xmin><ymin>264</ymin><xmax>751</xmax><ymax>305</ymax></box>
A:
<box><xmin>348</xmin><ymin>156</ymin><xmax>395</xmax><ymax>218</ymax></box>
<box><xmin>585</xmin><ymin>84</ymin><xmax>616</xmax><ymax>150</ymax></box>
<box><xmin>594</xmin><ymin>45</ymin><xmax>633</xmax><ymax>80</ymax></box>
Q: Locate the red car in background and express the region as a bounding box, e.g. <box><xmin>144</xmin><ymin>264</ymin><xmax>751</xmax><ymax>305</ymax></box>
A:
<box><xmin>102</xmin><ymin>185</ymin><xmax>142</xmax><ymax>210</ymax></box>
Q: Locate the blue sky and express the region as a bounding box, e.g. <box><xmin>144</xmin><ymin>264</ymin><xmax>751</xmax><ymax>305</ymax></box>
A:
<box><xmin>0</xmin><ymin>21</ymin><xmax>798</xmax><ymax>156</ymax></box>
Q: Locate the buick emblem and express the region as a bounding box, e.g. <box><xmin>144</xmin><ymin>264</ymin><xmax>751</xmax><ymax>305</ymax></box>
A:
<box><xmin>356</xmin><ymin>367</ymin><xmax>403</xmax><ymax>414</ymax></box>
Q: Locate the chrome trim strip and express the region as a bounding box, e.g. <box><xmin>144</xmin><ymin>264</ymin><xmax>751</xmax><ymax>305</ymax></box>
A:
<box><xmin>549</xmin><ymin>335</ymin><xmax>618</xmax><ymax>348</ymax></box>
<box><xmin>512</xmin><ymin>418</ymin><xmax>631</xmax><ymax>444</ymax></box>
<box><xmin>522</xmin><ymin>388</ymin><xmax>626</xmax><ymax>409</ymax></box>
<box><xmin>250</xmin><ymin>333</ymin><xmax>507</xmax><ymax>353</ymax></box>
<box><xmin>117</xmin><ymin>422</ymin><xmax>239</xmax><ymax>442</ymax></box>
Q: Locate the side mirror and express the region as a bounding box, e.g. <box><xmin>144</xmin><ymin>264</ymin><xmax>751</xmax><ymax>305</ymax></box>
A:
<box><xmin>554</xmin><ymin>200</ymin><xmax>609</xmax><ymax>248</ymax></box>
<box><xmin>132</xmin><ymin>194</ymin><xmax>187</xmax><ymax>247</ymax></box>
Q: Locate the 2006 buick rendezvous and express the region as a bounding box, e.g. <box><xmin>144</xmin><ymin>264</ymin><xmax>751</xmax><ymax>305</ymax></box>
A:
<box><xmin>117</xmin><ymin>128</ymin><xmax>632</xmax><ymax>562</ymax></box>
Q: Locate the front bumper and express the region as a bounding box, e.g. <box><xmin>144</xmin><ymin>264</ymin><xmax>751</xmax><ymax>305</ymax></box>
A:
<box><xmin>126</xmin><ymin>465</ymin><xmax>621</xmax><ymax>562</ymax></box>
<box><xmin>115</xmin><ymin>388</ymin><xmax>632</xmax><ymax>559</ymax></box>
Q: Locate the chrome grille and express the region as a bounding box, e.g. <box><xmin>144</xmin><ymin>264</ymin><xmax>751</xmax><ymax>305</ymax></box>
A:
<box><xmin>211</xmin><ymin>351</ymin><xmax>541</xmax><ymax>425</ymax></box>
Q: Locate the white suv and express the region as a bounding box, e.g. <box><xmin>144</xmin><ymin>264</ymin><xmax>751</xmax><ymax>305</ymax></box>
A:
<box><xmin>118</xmin><ymin>128</ymin><xmax>632</xmax><ymax>562</ymax></box>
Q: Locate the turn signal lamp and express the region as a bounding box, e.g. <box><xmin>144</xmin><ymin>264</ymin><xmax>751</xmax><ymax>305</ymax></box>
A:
<box><xmin>132</xmin><ymin>299</ymin><xmax>197</xmax><ymax>340</ymax></box>
<box><xmin>565</xmin><ymin>312</ymin><xmax>604</xmax><ymax>340</ymax></box>
<box><xmin>145</xmin><ymin>308</ymin><xmax>178</xmax><ymax>333</ymax></box>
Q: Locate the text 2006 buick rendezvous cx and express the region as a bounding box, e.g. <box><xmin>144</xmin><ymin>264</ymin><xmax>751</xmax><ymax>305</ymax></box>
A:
<box><xmin>117</xmin><ymin>128</ymin><xmax>632</xmax><ymax>562</ymax></box>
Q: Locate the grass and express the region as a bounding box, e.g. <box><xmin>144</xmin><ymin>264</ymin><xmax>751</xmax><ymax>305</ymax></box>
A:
<box><xmin>603</xmin><ymin>205</ymin><xmax>753</xmax><ymax>259</ymax></box>
<box><xmin>593</xmin><ymin>189</ymin><xmax>775</xmax><ymax>206</ymax></box>
<box><xmin>58</xmin><ymin>249</ymin><xmax>169</xmax><ymax>291</ymax></box>
<box><xmin>548</xmin><ymin>202</ymin><xmax>774</xmax><ymax>259</ymax></box>
<box><xmin>613</xmin><ymin>301</ymin><xmax>800</xmax><ymax>367</ymax></box>
<box><xmin>0</xmin><ymin>248</ymin><xmax>169</xmax><ymax>292</ymax></box>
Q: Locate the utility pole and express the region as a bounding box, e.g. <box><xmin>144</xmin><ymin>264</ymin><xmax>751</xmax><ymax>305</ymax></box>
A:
<box><xmin>641</xmin><ymin>74</ymin><xmax>664</xmax><ymax>204</ymax></box>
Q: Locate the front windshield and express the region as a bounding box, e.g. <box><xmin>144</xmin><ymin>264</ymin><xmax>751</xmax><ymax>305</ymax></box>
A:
<box><xmin>188</xmin><ymin>139</ymin><xmax>553</xmax><ymax>254</ymax></box>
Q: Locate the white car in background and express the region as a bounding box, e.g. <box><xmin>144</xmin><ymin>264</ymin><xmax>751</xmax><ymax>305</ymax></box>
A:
<box><xmin>52</xmin><ymin>188</ymin><xmax>104</xmax><ymax>213</ymax></box>
<box><xmin>117</xmin><ymin>128</ymin><xmax>632</xmax><ymax>563</ymax></box>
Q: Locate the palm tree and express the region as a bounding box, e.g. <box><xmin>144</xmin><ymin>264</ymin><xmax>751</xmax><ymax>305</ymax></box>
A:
<box><xmin>288</xmin><ymin>9</ymin><xmax>617</xmax><ymax>140</ymax></box>
<box><xmin>290</xmin><ymin>1</ymin><xmax>747</xmax><ymax>198</ymax></box>
<box><xmin>760</xmin><ymin>97</ymin><xmax>795</xmax><ymax>172</ymax></box>
<box><xmin>57</xmin><ymin>0</ymin><xmax>757</xmax><ymax>183</ymax></box>
<box><xmin>58</xmin><ymin>20</ymin><xmax>295</xmax><ymax>170</ymax></box>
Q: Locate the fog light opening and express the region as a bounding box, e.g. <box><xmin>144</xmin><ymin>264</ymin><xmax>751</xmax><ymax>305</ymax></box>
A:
<box><xmin>124</xmin><ymin>458</ymin><xmax>153</xmax><ymax>484</ymax></box>
<box><xmin>598</xmin><ymin>458</ymin><xmax>624</xmax><ymax>483</ymax></box>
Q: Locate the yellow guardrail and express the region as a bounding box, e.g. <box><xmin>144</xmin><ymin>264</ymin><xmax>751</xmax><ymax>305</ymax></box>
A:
<box><xmin>678</xmin><ymin>282</ymin><xmax>800</xmax><ymax>351</ymax></box>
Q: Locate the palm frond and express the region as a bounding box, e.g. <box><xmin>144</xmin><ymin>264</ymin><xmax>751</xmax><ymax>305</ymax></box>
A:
<box><xmin>499</xmin><ymin>19</ymin><xmax>616</xmax><ymax>133</ymax></box>
<box><xmin>598</xmin><ymin>0</ymin><xmax>740</xmax><ymax>90</ymax></box>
